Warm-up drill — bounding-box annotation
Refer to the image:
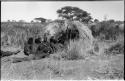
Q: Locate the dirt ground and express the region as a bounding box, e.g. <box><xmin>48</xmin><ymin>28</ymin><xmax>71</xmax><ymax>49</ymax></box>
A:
<box><xmin>1</xmin><ymin>42</ymin><xmax>124</xmax><ymax>80</ymax></box>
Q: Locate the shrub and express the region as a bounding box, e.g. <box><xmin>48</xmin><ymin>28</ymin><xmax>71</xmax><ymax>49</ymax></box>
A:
<box><xmin>105</xmin><ymin>40</ymin><xmax>124</xmax><ymax>55</ymax></box>
<box><xmin>89</xmin><ymin>21</ymin><xmax>124</xmax><ymax>41</ymax></box>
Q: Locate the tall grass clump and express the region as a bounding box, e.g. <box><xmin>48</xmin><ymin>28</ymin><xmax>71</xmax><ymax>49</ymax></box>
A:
<box><xmin>61</xmin><ymin>40</ymin><xmax>90</xmax><ymax>60</ymax></box>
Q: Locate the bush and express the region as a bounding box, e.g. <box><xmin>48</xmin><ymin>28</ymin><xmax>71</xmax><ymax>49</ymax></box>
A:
<box><xmin>104</xmin><ymin>40</ymin><xmax>124</xmax><ymax>55</ymax></box>
<box><xmin>89</xmin><ymin>20</ymin><xmax>124</xmax><ymax>41</ymax></box>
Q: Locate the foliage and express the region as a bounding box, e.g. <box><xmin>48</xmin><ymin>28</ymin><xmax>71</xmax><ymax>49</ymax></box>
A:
<box><xmin>94</xmin><ymin>19</ymin><xmax>99</xmax><ymax>23</ymax></box>
<box><xmin>34</xmin><ymin>17</ymin><xmax>47</xmax><ymax>23</ymax></box>
<box><xmin>104</xmin><ymin>40</ymin><xmax>124</xmax><ymax>55</ymax></box>
<box><xmin>57</xmin><ymin>6</ymin><xmax>92</xmax><ymax>24</ymax></box>
<box><xmin>89</xmin><ymin>20</ymin><xmax>124</xmax><ymax>41</ymax></box>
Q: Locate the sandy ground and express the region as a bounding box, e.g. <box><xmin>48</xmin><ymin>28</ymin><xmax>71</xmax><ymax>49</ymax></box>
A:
<box><xmin>1</xmin><ymin>45</ymin><xmax>124</xmax><ymax>80</ymax></box>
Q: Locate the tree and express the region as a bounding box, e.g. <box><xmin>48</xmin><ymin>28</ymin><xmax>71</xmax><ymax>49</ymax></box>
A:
<box><xmin>19</xmin><ymin>20</ymin><xmax>25</xmax><ymax>22</ymax></box>
<box><xmin>7</xmin><ymin>20</ymin><xmax>11</xmax><ymax>22</ymax></box>
<box><xmin>57</xmin><ymin>6</ymin><xmax>92</xmax><ymax>23</ymax></box>
<box><xmin>94</xmin><ymin>19</ymin><xmax>99</xmax><ymax>23</ymax></box>
<box><xmin>108</xmin><ymin>19</ymin><xmax>115</xmax><ymax>23</ymax></box>
<box><xmin>34</xmin><ymin>17</ymin><xmax>46</xmax><ymax>23</ymax></box>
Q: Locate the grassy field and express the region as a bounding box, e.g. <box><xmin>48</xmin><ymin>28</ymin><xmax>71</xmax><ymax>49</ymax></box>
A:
<box><xmin>1</xmin><ymin>21</ymin><xmax>124</xmax><ymax>80</ymax></box>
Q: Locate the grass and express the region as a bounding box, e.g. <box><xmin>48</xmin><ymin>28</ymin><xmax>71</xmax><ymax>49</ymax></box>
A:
<box><xmin>1</xmin><ymin>21</ymin><xmax>124</xmax><ymax>80</ymax></box>
<box><xmin>1</xmin><ymin>41</ymin><xmax>124</xmax><ymax>80</ymax></box>
<box><xmin>1</xmin><ymin>51</ymin><xmax>124</xmax><ymax>80</ymax></box>
<box><xmin>1</xmin><ymin>22</ymin><xmax>46</xmax><ymax>48</ymax></box>
<box><xmin>61</xmin><ymin>40</ymin><xmax>87</xmax><ymax>60</ymax></box>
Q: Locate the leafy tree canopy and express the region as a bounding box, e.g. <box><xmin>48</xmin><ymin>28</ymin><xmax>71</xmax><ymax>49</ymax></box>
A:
<box><xmin>34</xmin><ymin>17</ymin><xmax>46</xmax><ymax>23</ymax></box>
<box><xmin>57</xmin><ymin>6</ymin><xmax>92</xmax><ymax>23</ymax></box>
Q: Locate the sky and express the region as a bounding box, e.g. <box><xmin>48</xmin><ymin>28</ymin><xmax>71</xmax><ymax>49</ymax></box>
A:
<box><xmin>1</xmin><ymin>1</ymin><xmax>124</xmax><ymax>22</ymax></box>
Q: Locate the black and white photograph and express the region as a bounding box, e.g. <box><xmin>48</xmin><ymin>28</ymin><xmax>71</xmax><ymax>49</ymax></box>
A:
<box><xmin>1</xmin><ymin>0</ymin><xmax>124</xmax><ymax>80</ymax></box>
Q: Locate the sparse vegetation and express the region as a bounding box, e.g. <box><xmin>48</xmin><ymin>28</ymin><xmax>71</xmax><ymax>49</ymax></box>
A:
<box><xmin>1</xmin><ymin>22</ymin><xmax>46</xmax><ymax>48</ymax></box>
<box><xmin>104</xmin><ymin>39</ymin><xmax>124</xmax><ymax>56</ymax></box>
<box><xmin>60</xmin><ymin>41</ymin><xmax>85</xmax><ymax>60</ymax></box>
<box><xmin>1</xmin><ymin>6</ymin><xmax>124</xmax><ymax>80</ymax></box>
<box><xmin>89</xmin><ymin>20</ymin><xmax>124</xmax><ymax>41</ymax></box>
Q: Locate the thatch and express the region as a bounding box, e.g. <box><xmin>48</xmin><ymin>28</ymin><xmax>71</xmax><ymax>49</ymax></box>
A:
<box><xmin>44</xmin><ymin>20</ymin><xmax>93</xmax><ymax>51</ymax></box>
<box><xmin>23</xmin><ymin>20</ymin><xmax>93</xmax><ymax>58</ymax></box>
